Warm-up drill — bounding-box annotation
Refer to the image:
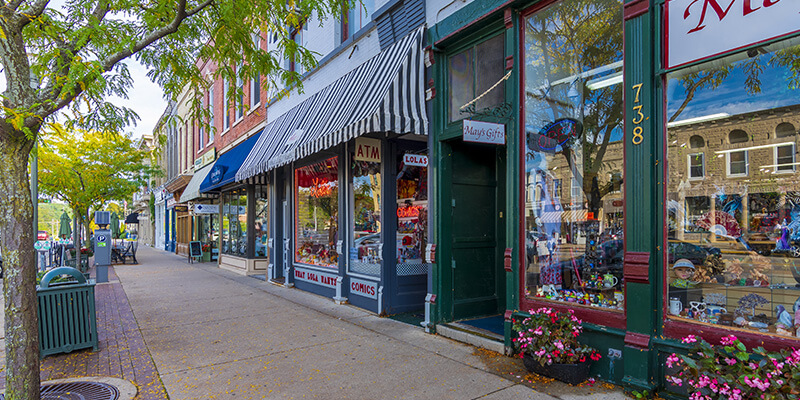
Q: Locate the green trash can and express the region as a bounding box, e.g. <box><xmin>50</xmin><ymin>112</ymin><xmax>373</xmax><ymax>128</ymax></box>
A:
<box><xmin>37</xmin><ymin>267</ymin><xmax>98</xmax><ymax>358</ymax></box>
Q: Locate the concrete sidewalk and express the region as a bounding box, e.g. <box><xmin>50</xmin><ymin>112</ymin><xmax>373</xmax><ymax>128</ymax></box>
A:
<box><xmin>0</xmin><ymin>245</ymin><xmax>629</xmax><ymax>399</ymax></box>
<box><xmin>112</xmin><ymin>246</ymin><xmax>627</xmax><ymax>400</ymax></box>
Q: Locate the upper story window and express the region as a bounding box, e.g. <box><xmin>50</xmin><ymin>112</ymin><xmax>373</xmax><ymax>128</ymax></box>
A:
<box><xmin>447</xmin><ymin>34</ymin><xmax>506</xmax><ymax>122</ymax></box>
<box><xmin>688</xmin><ymin>153</ymin><xmax>704</xmax><ymax>179</ymax></box>
<box><xmin>776</xmin><ymin>122</ymin><xmax>796</xmax><ymax>138</ymax></box>
<box><xmin>236</xmin><ymin>64</ymin><xmax>244</xmax><ymax>120</ymax></box>
<box><xmin>208</xmin><ymin>86</ymin><xmax>215</xmax><ymax>143</ymax></box>
<box><xmin>729</xmin><ymin>129</ymin><xmax>748</xmax><ymax>144</ymax></box>
<box><xmin>289</xmin><ymin>23</ymin><xmax>307</xmax><ymax>75</ymax></box>
<box><xmin>251</xmin><ymin>32</ymin><xmax>261</xmax><ymax>109</ymax></box>
<box><xmin>689</xmin><ymin>135</ymin><xmax>705</xmax><ymax>148</ymax></box>
<box><xmin>342</xmin><ymin>0</ymin><xmax>374</xmax><ymax>42</ymax></box>
<box><xmin>223</xmin><ymin>79</ymin><xmax>230</xmax><ymax>131</ymax></box>
<box><xmin>775</xmin><ymin>143</ymin><xmax>795</xmax><ymax>172</ymax></box>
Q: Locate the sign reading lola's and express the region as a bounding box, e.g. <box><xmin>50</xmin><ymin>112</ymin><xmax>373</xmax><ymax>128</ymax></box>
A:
<box><xmin>666</xmin><ymin>0</ymin><xmax>799</xmax><ymax>69</ymax></box>
<box><xmin>463</xmin><ymin>120</ymin><xmax>505</xmax><ymax>145</ymax></box>
<box><xmin>403</xmin><ymin>154</ymin><xmax>428</xmax><ymax>167</ymax></box>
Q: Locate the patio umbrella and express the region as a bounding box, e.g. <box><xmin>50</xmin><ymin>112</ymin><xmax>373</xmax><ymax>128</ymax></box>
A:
<box><xmin>110</xmin><ymin>212</ymin><xmax>120</xmax><ymax>238</ymax></box>
<box><xmin>58</xmin><ymin>212</ymin><xmax>71</xmax><ymax>239</ymax></box>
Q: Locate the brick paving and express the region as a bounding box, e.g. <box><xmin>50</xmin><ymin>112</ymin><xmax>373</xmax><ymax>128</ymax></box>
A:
<box><xmin>1</xmin><ymin>266</ymin><xmax>168</xmax><ymax>399</ymax></box>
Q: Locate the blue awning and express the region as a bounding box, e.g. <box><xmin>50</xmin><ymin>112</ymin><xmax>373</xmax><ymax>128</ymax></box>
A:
<box><xmin>199</xmin><ymin>132</ymin><xmax>262</xmax><ymax>193</ymax></box>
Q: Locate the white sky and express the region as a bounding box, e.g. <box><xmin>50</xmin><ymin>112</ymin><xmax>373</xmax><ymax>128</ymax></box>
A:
<box><xmin>111</xmin><ymin>61</ymin><xmax>167</xmax><ymax>139</ymax></box>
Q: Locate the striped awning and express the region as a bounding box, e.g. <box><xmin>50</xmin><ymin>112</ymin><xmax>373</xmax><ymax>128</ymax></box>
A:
<box><xmin>179</xmin><ymin>163</ymin><xmax>214</xmax><ymax>203</ymax></box>
<box><xmin>539</xmin><ymin>209</ymin><xmax>588</xmax><ymax>224</ymax></box>
<box><xmin>236</xmin><ymin>27</ymin><xmax>427</xmax><ymax>182</ymax></box>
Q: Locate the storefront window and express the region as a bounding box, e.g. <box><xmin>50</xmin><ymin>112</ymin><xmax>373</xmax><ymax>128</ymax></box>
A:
<box><xmin>196</xmin><ymin>211</ymin><xmax>218</xmax><ymax>260</ymax></box>
<box><xmin>522</xmin><ymin>0</ymin><xmax>625</xmax><ymax>311</ymax></box>
<box><xmin>221</xmin><ymin>188</ymin><xmax>247</xmax><ymax>257</ymax></box>
<box><xmin>350</xmin><ymin>159</ymin><xmax>381</xmax><ymax>276</ymax></box>
<box><xmin>666</xmin><ymin>39</ymin><xmax>800</xmax><ymax>337</ymax></box>
<box><xmin>295</xmin><ymin>158</ymin><xmax>339</xmax><ymax>268</ymax></box>
<box><xmin>254</xmin><ymin>185</ymin><xmax>269</xmax><ymax>258</ymax></box>
<box><xmin>397</xmin><ymin>152</ymin><xmax>428</xmax><ymax>267</ymax></box>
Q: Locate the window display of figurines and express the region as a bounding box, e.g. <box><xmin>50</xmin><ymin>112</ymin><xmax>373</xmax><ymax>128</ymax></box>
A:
<box><xmin>521</xmin><ymin>0</ymin><xmax>625</xmax><ymax>312</ymax></box>
<box><xmin>665</xmin><ymin>37</ymin><xmax>800</xmax><ymax>338</ymax></box>
<box><xmin>295</xmin><ymin>158</ymin><xmax>339</xmax><ymax>268</ymax></box>
<box><xmin>396</xmin><ymin>151</ymin><xmax>428</xmax><ymax>264</ymax></box>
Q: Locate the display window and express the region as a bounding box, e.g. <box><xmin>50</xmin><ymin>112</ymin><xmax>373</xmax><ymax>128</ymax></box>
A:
<box><xmin>665</xmin><ymin>38</ymin><xmax>800</xmax><ymax>339</ymax></box>
<box><xmin>221</xmin><ymin>188</ymin><xmax>247</xmax><ymax>256</ymax></box>
<box><xmin>254</xmin><ymin>185</ymin><xmax>269</xmax><ymax>258</ymax></box>
<box><xmin>295</xmin><ymin>157</ymin><xmax>339</xmax><ymax>268</ymax></box>
<box><xmin>197</xmin><ymin>213</ymin><xmax>218</xmax><ymax>260</ymax></box>
<box><xmin>521</xmin><ymin>0</ymin><xmax>625</xmax><ymax>312</ymax></box>
<box><xmin>396</xmin><ymin>152</ymin><xmax>427</xmax><ymax>267</ymax></box>
<box><xmin>349</xmin><ymin>159</ymin><xmax>381</xmax><ymax>276</ymax></box>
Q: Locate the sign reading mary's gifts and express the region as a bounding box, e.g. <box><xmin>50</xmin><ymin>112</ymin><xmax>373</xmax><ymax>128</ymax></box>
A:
<box><xmin>209</xmin><ymin>164</ymin><xmax>227</xmax><ymax>185</ymax></box>
<box><xmin>666</xmin><ymin>0</ymin><xmax>800</xmax><ymax>69</ymax></box>
<box><xmin>463</xmin><ymin>120</ymin><xmax>505</xmax><ymax>145</ymax></box>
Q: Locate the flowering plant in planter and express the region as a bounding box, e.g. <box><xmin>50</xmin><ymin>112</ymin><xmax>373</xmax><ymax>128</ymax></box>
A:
<box><xmin>667</xmin><ymin>334</ymin><xmax>800</xmax><ymax>399</ymax></box>
<box><xmin>512</xmin><ymin>307</ymin><xmax>601</xmax><ymax>366</ymax></box>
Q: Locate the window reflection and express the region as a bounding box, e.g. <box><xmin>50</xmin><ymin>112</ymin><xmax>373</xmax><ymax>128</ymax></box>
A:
<box><xmin>523</xmin><ymin>0</ymin><xmax>625</xmax><ymax>311</ymax></box>
<box><xmin>666</xmin><ymin>39</ymin><xmax>800</xmax><ymax>336</ymax></box>
<box><xmin>295</xmin><ymin>158</ymin><xmax>339</xmax><ymax>268</ymax></box>
<box><xmin>254</xmin><ymin>185</ymin><xmax>269</xmax><ymax>258</ymax></box>
<box><xmin>350</xmin><ymin>159</ymin><xmax>381</xmax><ymax>276</ymax></box>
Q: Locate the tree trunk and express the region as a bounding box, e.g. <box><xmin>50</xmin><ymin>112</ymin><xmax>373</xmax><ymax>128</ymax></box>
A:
<box><xmin>0</xmin><ymin>137</ymin><xmax>41</xmax><ymax>399</ymax></box>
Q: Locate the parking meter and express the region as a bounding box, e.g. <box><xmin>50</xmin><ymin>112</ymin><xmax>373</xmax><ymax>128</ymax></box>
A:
<box><xmin>93</xmin><ymin>210</ymin><xmax>112</xmax><ymax>283</ymax></box>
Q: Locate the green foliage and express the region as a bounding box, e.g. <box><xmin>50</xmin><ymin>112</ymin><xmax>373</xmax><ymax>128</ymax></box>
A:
<box><xmin>37</xmin><ymin>125</ymin><xmax>156</xmax><ymax>228</ymax></box>
<box><xmin>667</xmin><ymin>335</ymin><xmax>800</xmax><ymax>399</ymax></box>
<box><xmin>511</xmin><ymin>307</ymin><xmax>601</xmax><ymax>366</ymax></box>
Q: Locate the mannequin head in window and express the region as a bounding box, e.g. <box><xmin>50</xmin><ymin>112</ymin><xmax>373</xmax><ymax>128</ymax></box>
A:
<box><xmin>672</xmin><ymin>259</ymin><xmax>695</xmax><ymax>281</ymax></box>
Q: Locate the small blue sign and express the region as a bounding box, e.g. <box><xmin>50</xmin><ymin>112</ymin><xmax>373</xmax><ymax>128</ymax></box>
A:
<box><xmin>209</xmin><ymin>165</ymin><xmax>227</xmax><ymax>185</ymax></box>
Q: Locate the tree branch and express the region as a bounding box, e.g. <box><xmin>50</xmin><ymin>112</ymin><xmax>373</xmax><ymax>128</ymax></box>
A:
<box><xmin>15</xmin><ymin>0</ymin><xmax>50</xmax><ymax>30</ymax></box>
<box><xmin>100</xmin><ymin>0</ymin><xmax>213</xmax><ymax>71</ymax></box>
<box><xmin>39</xmin><ymin>0</ymin><xmax>213</xmax><ymax>118</ymax></box>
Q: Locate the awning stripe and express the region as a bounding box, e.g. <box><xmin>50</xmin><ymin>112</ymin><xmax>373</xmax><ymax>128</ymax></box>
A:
<box><xmin>236</xmin><ymin>27</ymin><xmax>426</xmax><ymax>182</ymax></box>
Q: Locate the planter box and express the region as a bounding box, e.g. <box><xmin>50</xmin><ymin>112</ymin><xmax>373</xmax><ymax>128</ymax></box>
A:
<box><xmin>522</xmin><ymin>354</ymin><xmax>590</xmax><ymax>385</ymax></box>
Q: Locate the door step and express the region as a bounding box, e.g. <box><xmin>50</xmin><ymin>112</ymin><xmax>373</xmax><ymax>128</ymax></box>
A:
<box><xmin>437</xmin><ymin>322</ymin><xmax>506</xmax><ymax>354</ymax></box>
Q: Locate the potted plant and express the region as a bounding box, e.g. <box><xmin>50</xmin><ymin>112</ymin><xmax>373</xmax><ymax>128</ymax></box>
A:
<box><xmin>512</xmin><ymin>307</ymin><xmax>601</xmax><ymax>385</ymax></box>
<box><xmin>667</xmin><ymin>334</ymin><xmax>800</xmax><ymax>399</ymax></box>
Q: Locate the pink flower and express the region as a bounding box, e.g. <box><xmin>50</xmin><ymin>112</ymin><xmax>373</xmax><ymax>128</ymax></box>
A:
<box><xmin>554</xmin><ymin>341</ymin><xmax>564</xmax><ymax>350</ymax></box>
<box><xmin>666</xmin><ymin>354</ymin><xmax>681</xmax><ymax>368</ymax></box>
<box><xmin>724</xmin><ymin>358</ymin><xmax>737</xmax><ymax>366</ymax></box>
<box><xmin>533</xmin><ymin>327</ymin><xmax>543</xmax><ymax>335</ymax></box>
<box><xmin>666</xmin><ymin>376</ymin><xmax>683</xmax><ymax>386</ymax></box>
<box><xmin>681</xmin><ymin>335</ymin><xmax>697</xmax><ymax>344</ymax></box>
<box><xmin>720</xmin><ymin>334</ymin><xmax>738</xmax><ymax>346</ymax></box>
<box><xmin>534</xmin><ymin>349</ymin><xmax>546</xmax><ymax>357</ymax></box>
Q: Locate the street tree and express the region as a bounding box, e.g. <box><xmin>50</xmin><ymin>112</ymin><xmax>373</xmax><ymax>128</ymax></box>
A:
<box><xmin>0</xmin><ymin>0</ymin><xmax>346</xmax><ymax>398</ymax></box>
<box><xmin>38</xmin><ymin>125</ymin><xmax>157</xmax><ymax>246</ymax></box>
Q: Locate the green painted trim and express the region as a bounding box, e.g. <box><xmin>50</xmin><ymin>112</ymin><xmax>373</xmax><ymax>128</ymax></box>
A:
<box><xmin>428</xmin><ymin>0</ymin><xmax>510</xmax><ymax>45</ymax></box>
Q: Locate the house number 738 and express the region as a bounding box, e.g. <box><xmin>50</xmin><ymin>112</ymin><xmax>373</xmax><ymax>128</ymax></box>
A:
<box><xmin>631</xmin><ymin>83</ymin><xmax>645</xmax><ymax>145</ymax></box>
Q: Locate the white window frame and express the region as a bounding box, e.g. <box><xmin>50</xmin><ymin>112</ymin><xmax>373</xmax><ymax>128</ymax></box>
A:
<box><xmin>250</xmin><ymin>32</ymin><xmax>261</xmax><ymax>110</ymax></box>
<box><xmin>774</xmin><ymin>143</ymin><xmax>796</xmax><ymax>173</ymax></box>
<box><xmin>223</xmin><ymin>79</ymin><xmax>230</xmax><ymax>132</ymax></box>
<box><xmin>726</xmin><ymin>150</ymin><xmax>748</xmax><ymax>177</ymax></box>
<box><xmin>687</xmin><ymin>153</ymin><xmax>705</xmax><ymax>180</ymax></box>
<box><xmin>236</xmin><ymin>64</ymin><xmax>244</xmax><ymax>121</ymax></box>
<box><xmin>208</xmin><ymin>86</ymin><xmax>215</xmax><ymax>144</ymax></box>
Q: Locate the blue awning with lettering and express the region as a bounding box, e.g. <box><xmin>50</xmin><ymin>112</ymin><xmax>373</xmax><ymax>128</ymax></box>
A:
<box><xmin>199</xmin><ymin>132</ymin><xmax>262</xmax><ymax>193</ymax></box>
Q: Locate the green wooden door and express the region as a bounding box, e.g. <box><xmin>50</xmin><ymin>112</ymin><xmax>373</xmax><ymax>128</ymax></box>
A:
<box><xmin>448</xmin><ymin>140</ymin><xmax>506</xmax><ymax>320</ymax></box>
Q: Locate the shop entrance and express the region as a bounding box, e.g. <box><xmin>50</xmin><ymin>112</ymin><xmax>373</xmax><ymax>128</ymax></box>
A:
<box><xmin>446</xmin><ymin>140</ymin><xmax>506</xmax><ymax>321</ymax></box>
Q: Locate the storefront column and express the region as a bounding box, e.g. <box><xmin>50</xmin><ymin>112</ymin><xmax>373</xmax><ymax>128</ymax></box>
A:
<box><xmin>622</xmin><ymin>0</ymin><xmax>659</xmax><ymax>392</ymax></box>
